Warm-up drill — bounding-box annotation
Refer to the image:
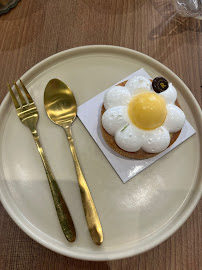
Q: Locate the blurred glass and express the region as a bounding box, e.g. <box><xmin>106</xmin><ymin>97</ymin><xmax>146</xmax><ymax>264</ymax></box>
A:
<box><xmin>0</xmin><ymin>0</ymin><xmax>19</xmax><ymax>15</ymax></box>
<box><xmin>174</xmin><ymin>0</ymin><xmax>202</xmax><ymax>19</ymax></box>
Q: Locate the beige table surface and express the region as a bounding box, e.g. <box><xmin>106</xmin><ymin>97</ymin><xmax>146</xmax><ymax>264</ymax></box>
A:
<box><xmin>0</xmin><ymin>0</ymin><xmax>201</xmax><ymax>269</ymax></box>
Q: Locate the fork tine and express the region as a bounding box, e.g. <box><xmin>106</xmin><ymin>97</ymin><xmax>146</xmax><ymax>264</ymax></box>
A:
<box><xmin>19</xmin><ymin>79</ymin><xmax>33</xmax><ymax>103</ymax></box>
<box><xmin>7</xmin><ymin>83</ymin><xmax>21</xmax><ymax>109</ymax></box>
<box><xmin>14</xmin><ymin>81</ymin><xmax>27</xmax><ymax>106</ymax></box>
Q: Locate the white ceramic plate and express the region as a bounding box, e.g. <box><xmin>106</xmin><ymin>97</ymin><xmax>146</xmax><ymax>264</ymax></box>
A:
<box><xmin>0</xmin><ymin>46</ymin><xmax>201</xmax><ymax>261</ymax></box>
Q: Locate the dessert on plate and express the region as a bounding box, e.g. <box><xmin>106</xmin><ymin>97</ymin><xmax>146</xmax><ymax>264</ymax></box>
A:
<box><xmin>101</xmin><ymin>75</ymin><xmax>185</xmax><ymax>159</ymax></box>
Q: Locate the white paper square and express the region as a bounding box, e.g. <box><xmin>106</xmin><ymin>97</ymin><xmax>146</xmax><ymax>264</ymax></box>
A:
<box><xmin>77</xmin><ymin>69</ymin><xmax>196</xmax><ymax>183</ymax></box>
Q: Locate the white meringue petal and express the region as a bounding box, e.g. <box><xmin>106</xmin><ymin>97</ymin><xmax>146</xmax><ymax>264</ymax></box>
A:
<box><xmin>142</xmin><ymin>127</ymin><xmax>170</xmax><ymax>153</ymax></box>
<box><xmin>160</xmin><ymin>83</ymin><xmax>177</xmax><ymax>104</ymax></box>
<box><xmin>104</xmin><ymin>86</ymin><xmax>131</xmax><ymax>110</ymax></box>
<box><xmin>164</xmin><ymin>104</ymin><xmax>185</xmax><ymax>132</ymax></box>
<box><xmin>115</xmin><ymin>125</ymin><xmax>143</xmax><ymax>152</ymax></box>
<box><xmin>125</xmin><ymin>76</ymin><xmax>152</xmax><ymax>96</ymax></box>
<box><xmin>102</xmin><ymin>106</ymin><xmax>128</xmax><ymax>136</ymax></box>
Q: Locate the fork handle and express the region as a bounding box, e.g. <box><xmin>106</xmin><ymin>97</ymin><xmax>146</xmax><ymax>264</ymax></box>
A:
<box><xmin>32</xmin><ymin>130</ymin><xmax>76</xmax><ymax>242</ymax></box>
<box><xmin>64</xmin><ymin>125</ymin><xmax>103</xmax><ymax>245</ymax></box>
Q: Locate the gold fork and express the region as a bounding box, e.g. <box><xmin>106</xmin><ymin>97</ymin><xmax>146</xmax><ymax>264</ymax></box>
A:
<box><xmin>7</xmin><ymin>80</ymin><xmax>76</xmax><ymax>242</ymax></box>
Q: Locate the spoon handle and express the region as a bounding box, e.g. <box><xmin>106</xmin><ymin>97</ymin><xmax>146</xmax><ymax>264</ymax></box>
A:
<box><xmin>32</xmin><ymin>130</ymin><xmax>76</xmax><ymax>242</ymax></box>
<box><xmin>65</xmin><ymin>126</ymin><xmax>103</xmax><ymax>245</ymax></box>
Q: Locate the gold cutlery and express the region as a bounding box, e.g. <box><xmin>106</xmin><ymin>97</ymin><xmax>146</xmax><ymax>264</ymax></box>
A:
<box><xmin>7</xmin><ymin>80</ymin><xmax>76</xmax><ymax>242</ymax></box>
<box><xmin>44</xmin><ymin>79</ymin><xmax>103</xmax><ymax>245</ymax></box>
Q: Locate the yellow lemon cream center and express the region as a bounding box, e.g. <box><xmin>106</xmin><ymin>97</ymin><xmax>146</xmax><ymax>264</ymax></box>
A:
<box><xmin>128</xmin><ymin>92</ymin><xmax>167</xmax><ymax>130</ymax></box>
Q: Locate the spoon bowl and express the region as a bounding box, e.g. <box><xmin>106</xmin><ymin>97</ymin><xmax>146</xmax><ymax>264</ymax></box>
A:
<box><xmin>44</xmin><ymin>79</ymin><xmax>77</xmax><ymax>127</ymax></box>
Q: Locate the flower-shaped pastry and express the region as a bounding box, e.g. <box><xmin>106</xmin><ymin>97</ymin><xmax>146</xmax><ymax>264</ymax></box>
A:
<box><xmin>102</xmin><ymin>76</ymin><xmax>185</xmax><ymax>156</ymax></box>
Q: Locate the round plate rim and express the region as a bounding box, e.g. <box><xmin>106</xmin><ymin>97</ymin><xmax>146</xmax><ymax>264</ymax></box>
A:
<box><xmin>0</xmin><ymin>45</ymin><xmax>201</xmax><ymax>261</ymax></box>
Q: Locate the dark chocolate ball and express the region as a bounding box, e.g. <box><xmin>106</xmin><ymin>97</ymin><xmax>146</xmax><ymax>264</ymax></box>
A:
<box><xmin>152</xmin><ymin>77</ymin><xmax>168</xmax><ymax>93</ymax></box>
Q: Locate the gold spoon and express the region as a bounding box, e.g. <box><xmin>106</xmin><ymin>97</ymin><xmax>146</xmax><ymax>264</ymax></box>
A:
<box><xmin>44</xmin><ymin>79</ymin><xmax>103</xmax><ymax>245</ymax></box>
